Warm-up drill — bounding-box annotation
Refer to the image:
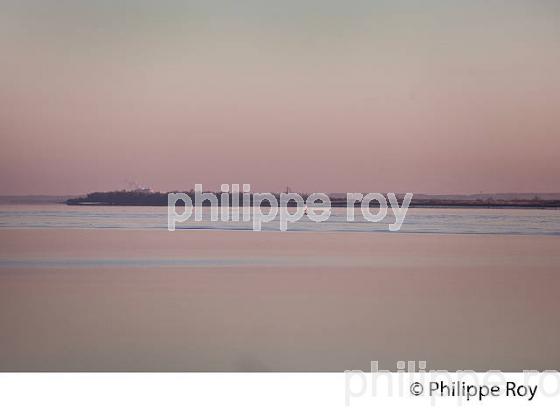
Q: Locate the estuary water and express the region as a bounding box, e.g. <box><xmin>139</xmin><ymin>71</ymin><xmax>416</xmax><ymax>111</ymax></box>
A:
<box><xmin>1</xmin><ymin>204</ymin><xmax>560</xmax><ymax>371</ymax></box>
<box><xmin>0</xmin><ymin>204</ymin><xmax>559</xmax><ymax>235</ymax></box>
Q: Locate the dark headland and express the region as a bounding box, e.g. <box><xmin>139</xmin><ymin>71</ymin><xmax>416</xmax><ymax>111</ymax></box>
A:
<box><xmin>65</xmin><ymin>190</ymin><xmax>560</xmax><ymax>208</ymax></box>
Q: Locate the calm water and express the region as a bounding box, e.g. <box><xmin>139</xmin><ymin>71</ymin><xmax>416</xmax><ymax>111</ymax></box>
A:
<box><xmin>1</xmin><ymin>207</ymin><xmax>560</xmax><ymax>371</ymax></box>
<box><xmin>2</xmin><ymin>229</ymin><xmax>559</xmax><ymax>371</ymax></box>
<box><xmin>0</xmin><ymin>204</ymin><xmax>559</xmax><ymax>235</ymax></box>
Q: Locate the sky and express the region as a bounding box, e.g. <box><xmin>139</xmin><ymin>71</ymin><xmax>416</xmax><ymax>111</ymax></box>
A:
<box><xmin>1</xmin><ymin>0</ymin><xmax>559</xmax><ymax>195</ymax></box>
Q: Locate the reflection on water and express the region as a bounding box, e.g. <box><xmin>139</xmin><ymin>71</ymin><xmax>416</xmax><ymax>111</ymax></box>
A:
<box><xmin>1</xmin><ymin>229</ymin><xmax>559</xmax><ymax>371</ymax></box>
<box><xmin>1</xmin><ymin>204</ymin><xmax>559</xmax><ymax>235</ymax></box>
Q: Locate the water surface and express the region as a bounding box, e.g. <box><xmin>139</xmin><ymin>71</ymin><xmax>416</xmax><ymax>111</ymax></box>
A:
<box><xmin>1</xmin><ymin>204</ymin><xmax>559</xmax><ymax>235</ymax></box>
<box><xmin>1</xmin><ymin>205</ymin><xmax>559</xmax><ymax>371</ymax></box>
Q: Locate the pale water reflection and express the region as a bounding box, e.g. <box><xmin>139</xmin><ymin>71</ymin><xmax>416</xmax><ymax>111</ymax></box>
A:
<box><xmin>1</xmin><ymin>204</ymin><xmax>560</xmax><ymax>235</ymax></box>
<box><xmin>0</xmin><ymin>228</ymin><xmax>559</xmax><ymax>371</ymax></box>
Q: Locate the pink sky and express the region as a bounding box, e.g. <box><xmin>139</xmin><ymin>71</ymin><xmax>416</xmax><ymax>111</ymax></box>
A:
<box><xmin>1</xmin><ymin>1</ymin><xmax>559</xmax><ymax>195</ymax></box>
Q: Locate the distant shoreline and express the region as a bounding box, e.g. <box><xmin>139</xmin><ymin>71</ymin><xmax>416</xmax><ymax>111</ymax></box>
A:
<box><xmin>63</xmin><ymin>191</ymin><xmax>560</xmax><ymax>209</ymax></box>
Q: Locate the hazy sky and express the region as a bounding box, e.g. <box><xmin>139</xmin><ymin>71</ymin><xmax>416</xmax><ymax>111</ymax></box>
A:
<box><xmin>1</xmin><ymin>0</ymin><xmax>559</xmax><ymax>195</ymax></box>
